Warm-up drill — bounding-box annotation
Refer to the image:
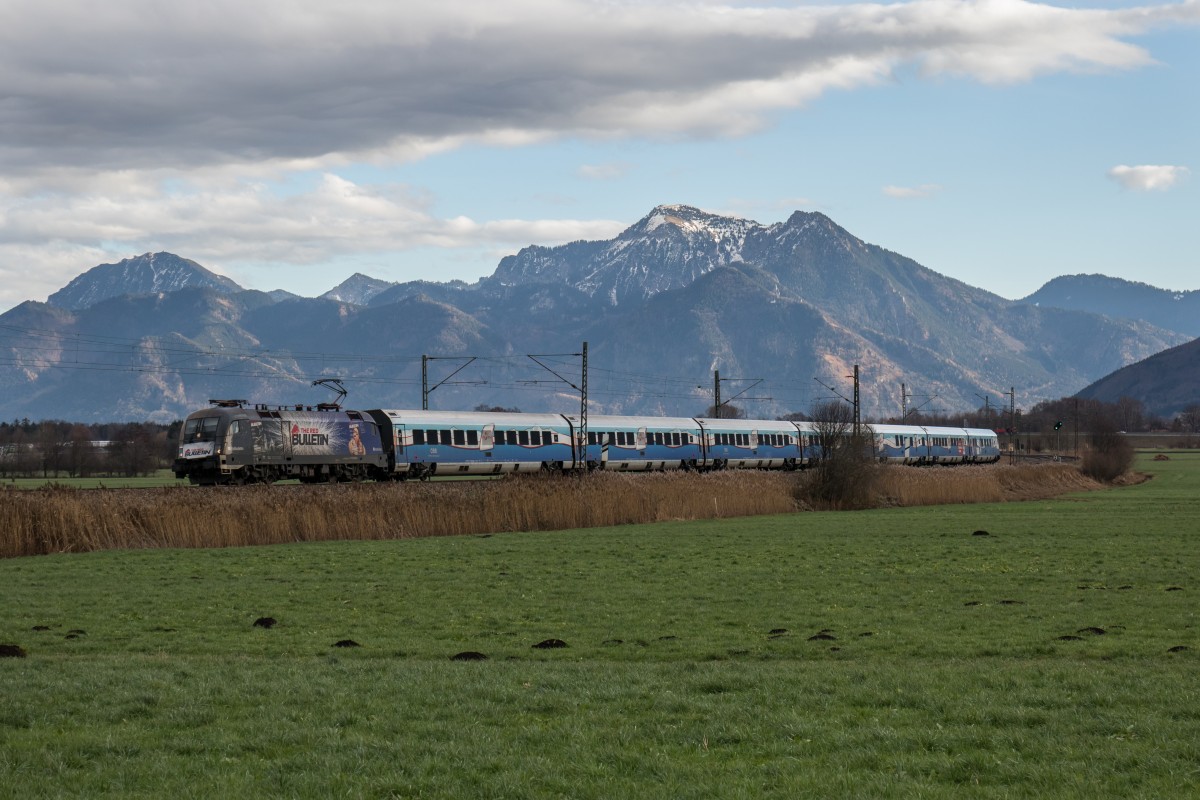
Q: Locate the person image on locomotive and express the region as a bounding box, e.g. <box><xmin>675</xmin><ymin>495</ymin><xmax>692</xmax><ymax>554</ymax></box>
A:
<box><xmin>348</xmin><ymin>424</ymin><xmax>366</xmax><ymax>456</ymax></box>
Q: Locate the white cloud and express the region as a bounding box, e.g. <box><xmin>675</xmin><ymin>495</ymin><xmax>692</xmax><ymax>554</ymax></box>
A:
<box><xmin>0</xmin><ymin>174</ymin><xmax>626</xmax><ymax>309</ymax></box>
<box><xmin>578</xmin><ymin>162</ymin><xmax>632</xmax><ymax>180</ymax></box>
<box><xmin>1107</xmin><ymin>164</ymin><xmax>1191</xmax><ymax>191</ymax></box>
<box><xmin>883</xmin><ymin>184</ymin><xmax>944</xmax><ymax>199</ymax></box>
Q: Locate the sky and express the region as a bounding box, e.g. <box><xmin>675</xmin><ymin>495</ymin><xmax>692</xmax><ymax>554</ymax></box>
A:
<box><xmin>0</xmin><ymin>0</ymin><xmax>1196</xmax><ymax>313</ymax></box>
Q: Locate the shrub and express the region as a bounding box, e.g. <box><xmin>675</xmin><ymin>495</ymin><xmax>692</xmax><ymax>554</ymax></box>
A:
<box><xmin>1080</xmin><ymin>425</ymin><xmax>1135</xmax><ymax>483</ymax></box>
<box><xmin>797</xmin><ymin>425</ymin><xmax>879</xmax><ymax>510</ymax></box>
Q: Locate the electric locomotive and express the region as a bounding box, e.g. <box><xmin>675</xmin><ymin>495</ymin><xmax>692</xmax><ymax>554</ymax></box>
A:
<box><xmin>174</xmin><ymin>399</ymin><xmax>388</xmax><ymax>485</ymax></box>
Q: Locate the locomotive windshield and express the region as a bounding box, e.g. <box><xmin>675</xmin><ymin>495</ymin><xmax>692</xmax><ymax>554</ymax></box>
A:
<box><xmin>183</xmin><ymin>416</ymin><xmax>220</xmax><ymax>442</ymax></box>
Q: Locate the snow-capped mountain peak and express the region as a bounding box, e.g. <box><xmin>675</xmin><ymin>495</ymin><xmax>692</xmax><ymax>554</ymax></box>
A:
<box><xmin>320</xmin><ymin>273</ymin><xmax>396</xmax><ymax>305</ymax></box>
<box><xmin>46</xmin><ymin>252</ymin><xmax>243</xmax><ymax>310</ymax></box>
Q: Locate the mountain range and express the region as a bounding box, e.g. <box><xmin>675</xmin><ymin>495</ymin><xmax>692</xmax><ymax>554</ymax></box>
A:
<box><xmin>1022</xmin><ymin>275</ymin><xmax>1200</xmax><ymax>339</ymax></box>
<box><xmin>0</xmin><ymin>204</ymin><xmax>1193</xmax><ymax>422</ymax></box>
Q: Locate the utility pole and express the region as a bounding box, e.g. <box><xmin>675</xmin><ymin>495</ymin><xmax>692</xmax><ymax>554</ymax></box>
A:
<box><xmin>712</xmin><ymin>371</ymin><xmax>769</xmax><ymax>419</ymax></box>
<box><xmin>901</xmin><ymin>382</ymin><xmax>907</xmax><ymax>421</ymax></box>
<box><xmin>422</xmin><ymin>355</ymin><xmax>481</xmax><ymax>410</ymax></box>
<box><xmin>853</xmin><ymin>364</ymin><xmax>860</xmax><ymax>438</ymax></box>
<box><xmin>713</xmin><ymin>369</ymin><xmax>721</xmax><ymax>419</ymax></box>
<box><xmin>973</xmin><ymin>393</ymin><xmax>991</xmax><ymax>427</ymax></box>
<box><xmin>1007</xmin><ymin>387</ymin><xmax>1017</xmax><ymax>462</ymax></box>
<box><xmin>525</xmin><ymin>343</ymin><xmax>588</xmax><ymax>470</ymax></box>
<box><xmin>579</xmin><ymin>341</ymin><xmax>588</xmax><ymax>468</ymax></box>
<box><xmin>814</xmin><ymin>366</ymin><xmax>860</xmax><ymax>431</ymax></box>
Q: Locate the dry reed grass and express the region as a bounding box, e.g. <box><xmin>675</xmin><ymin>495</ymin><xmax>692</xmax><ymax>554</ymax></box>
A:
<box><xmin>875</xmin><ymin>463</ymin><xmax>1102</xmax><ymax>507</ymax></box>
<box><xmin>1</xmin><ymin>464</ymin><xmax>1107</xmax><ymax>558</ymax></box>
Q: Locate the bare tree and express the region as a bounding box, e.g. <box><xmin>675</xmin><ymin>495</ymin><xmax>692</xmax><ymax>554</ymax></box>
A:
<box><xmin>801</xmin><ymin>400</ymin><xmax>878</xmax><ymax>510</ymax></box>
<box><xmin>1081</xmin><ymin>417</ymin><xmax>1135</xmax><ymax>483</ymax></box>
<box><xmin>702</xmin><ymin>403</ymin><xmax>746</xmax><ymax>419</ymax></box>
<box><xmin>1177</xmin><ymin>404</ymin><xmax>1200</xmax><ymax>434</ymax></box>
<box><xmin>1114</xmin><ymin>396</ymin><xmax>1145</xmax><ymax>433</ymax></box>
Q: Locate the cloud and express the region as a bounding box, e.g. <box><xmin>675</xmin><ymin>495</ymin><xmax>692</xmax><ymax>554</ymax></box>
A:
<box><xmin>0</xmin><ymin>0</ymin><xmax>1191</xmax><ymax>176</ymax></box>
<box><xmin>0</xmin><ymin>0</ymin><xmax>1196</xmax><ymax>308</ymax></box>
<box><xmin>1107</xmin><ymin>164</ymin><xmax>1191</xmax><ymax>191</ymax></box>
<box><xmin>882</xmin><ymin>184</ymin><xmax>944</xmax><ymax>199</ymax></box>
<box><xmin>578</xmin><ymin>162</ymin><xmax>632</xmax><ymax>180</ymax></box>
<box><xmin>0</xmin><ymin>174</ymin><xmax>626</xmax><ymax>309</ymax></box>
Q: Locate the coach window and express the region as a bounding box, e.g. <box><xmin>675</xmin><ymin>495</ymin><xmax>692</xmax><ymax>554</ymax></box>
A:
<box><xmin>413</xmin><ymin>430</ymin><xmax>426</xmax><ymax>445</ymax></box>
<box><xmin>518</xmin><ymin>430</ymin><xmax>529</xmax><ymax>446</ymax></box>
<box><xmin>453</xmin><ymin>429</ymin><xmax>466</xmax><ymax>446</ymax></box>
<box><xmin>532</xmin><ymin>430</ymin><xmax>543</xmax><ymax>447</ymax></box>
<box><xmin>467</xmin><ymin>430</ymin><xmax>478</xmax><ymax>446</ymax></box>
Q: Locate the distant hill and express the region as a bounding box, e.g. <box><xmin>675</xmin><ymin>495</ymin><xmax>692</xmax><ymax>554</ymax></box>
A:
<box><xmin>1076</xmin><ymin>336</ymin><xmax>1200</xmax><ymax>418</ymax></box>
<box><xmin>1</xmin><ymin>206</ymin><xmax>1190</xmax><ymax>421</ymax></box>
<box><xmin>47</xmin><ymin>252</ymin><xmax>243</xmax><ymax>310</ymax></box>
<box><xmin>1021</xmin><ymin>274</ymin><xmax>1200</xmax><ymax>338</ymax></box>
<box><xmin>321</xmin><ymin>273</ymin><xmax>396</xmax><ymax>305</ymax></box>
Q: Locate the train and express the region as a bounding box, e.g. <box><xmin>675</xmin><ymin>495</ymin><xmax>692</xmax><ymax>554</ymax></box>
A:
<box><xmin>173</xmin><ymin>399</ymin><xmax>1002</xmax><ymax>485</ymax></box>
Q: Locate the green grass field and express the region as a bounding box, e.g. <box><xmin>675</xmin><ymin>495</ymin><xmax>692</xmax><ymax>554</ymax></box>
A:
<box><xmin>2</xmin><ymin>454</ymin><xmax>1198</xmax><ymax>798</ymax></box>
<box><xmin>1</xmin><ymin>469</ymin><xmax>188</xmax><ymax>490</ymax></box>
